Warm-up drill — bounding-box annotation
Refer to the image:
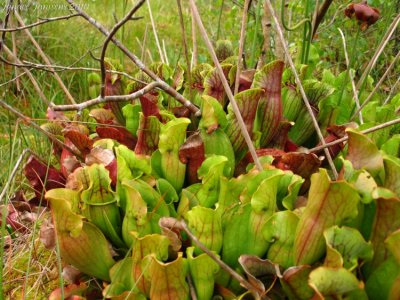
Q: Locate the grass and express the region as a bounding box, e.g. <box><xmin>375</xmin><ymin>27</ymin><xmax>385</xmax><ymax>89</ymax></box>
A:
<box><xmin>0</xmin><ymin>0</ymin><xmax>399</xmax><ymax>298</ymax></box>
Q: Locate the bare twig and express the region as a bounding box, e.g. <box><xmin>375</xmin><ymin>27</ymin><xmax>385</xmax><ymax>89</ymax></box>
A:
<box><xmin>264</xmin><ymin>0</ymin><xmax>339</xmax><ymax>179</ymax></box>
<box><xmin>309</xmin><ymin>118</ymin><xmax>400</xmax><ymax>153</ymax></box>
<box><xmin>177</xmin><ymin>0</ymin><xmax>192</xmax><ymax>99</ymax></box>
<box><xmin>0</xmin><ymin>99</ymin><xmax>82</xmax><ymax>158</ymax></box>
<box><xmin>163</xmin><ymin>218</ymin><xmax>262</xmax><ymax>299</ymax></box>
<box><xmin>100</xmin><ymin>0</ymin><xmax>145</xmax><ymax>98</ymax></box>
<box><xmin>338</xmin><ymin>28</ymin><xmax>363</xmax><ymax>124</ymax></box>
<box><xmin>357</xmin><ymin>14</ymin><xmax>400</xmax><ymax>89</ymax></box>
<box><xmin>234</xmin><ymin>0</ymin><xmax>251</xmax><ymax>95</ymax></box>
<box><xmin>312</xmin><ymin>0</ymin><xmax>333</xmax><ymax>37</ymax></box>
<box><xmin>2</xmin><ymin>58</ymin><xmax>137</xmax><ymax>81</ymax></box>
<box><xmin>0</xmin><ymin>14</ymin><xmax>80</xmax><ymax>32</ymax></box>
<box><xmin>384</xmin><ymin>75</ymin><xmax>400</xmax><ymax>105</ymax></box>
<box><xmin>147</xmin><ymin>0</ymin><xmax>165</xmax><ymax>64</ymax></box>
<box><xmin>351</xmin><ymin>51</ymin><xmax>400</xmax><ymax>119</ymax></box>
<box><xmin>65</xmin><ymin>0</ymin><xmax>201</xmax><ymax>116</ymax></box>
<box><xmin>51</xmin><ymin>81</ymin><xmax>160</xmax><ymax>111</ymax></box>
<box><xmin>0</xmin><ymin>70</ymin><xmax>28</xmax><ymax>87</ymax></box>
<box><xmin>2</xmin><ymin>45</ymin><xmax>50</xmax><ymax>105</ymax></box>
<box><xmin>14</xmin><ymin>11</ymin><xmax>76</xmax><ymax>104</ymax></box>
<box><xmin>189</xmin><ymin>0</ymin><xmax>263</xmax><ymax>171</ymax></box>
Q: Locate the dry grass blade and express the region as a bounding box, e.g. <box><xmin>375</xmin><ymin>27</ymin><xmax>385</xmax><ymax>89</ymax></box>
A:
<box><xmin>0</xmin><ymin>13</ymin><xmax>80</xmax><ymax>32</ymax></box>
<box><xmin>351</xmin><ymin>51</ymin><xmax>400</xmax><ymax>119</ymax></box>
<box><xmin>189</xmin><ymin>0</ymin><xmax>263</xmax><ymax>172</ymax></box>
<box><xmin>264</xmin><ymin>0</ymin><xmax>339</xmax><ymax>180</ymax></box>
<box><xmin>357</xmin><ymin>13</ymin><xmax>400</xmax><ymax>89</ymax></box>
<box><xmin>338</xmin><ymin>28</ymin><xmax>363</xmax><ymax>124</ymax></box>
<box><xmin>234</xmin><ymin>0</ymin><xmax>251</xmax><ymax>95</ymax></box>
<box><xmin>147</xmin><ymin>0</ymin><xmax>166</xmax><ymax>64</ymax></box>
<box><xmin>177</xmin><ymin>0</ymin><xmax>193</xmax><ymax>99</ymax></box>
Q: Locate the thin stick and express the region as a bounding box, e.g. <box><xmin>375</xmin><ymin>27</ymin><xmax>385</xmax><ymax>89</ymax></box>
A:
<box><xmin>0</xmin><ymin>14</ymin><xmax>80</xmax><ymax>32</ymax></box>
<box><xmin>357</xmin><ymin>14</ymin><xmax>400</xmax><ymax>89</ymax></box>
<box><xmin>65</xmin><ymin>0</ymin><xmax>201</xmax><ymax>116</ymax></box>
<box><xmin>312</xmin><ymin>0</ymin><xmax>333</xmax><ymax>37</ymax></box>
<box><xmin>234</xmin><ymin>0</ymin><xmax>251</xmax><ymax>95</ymax></box>
<box><xmin>264</xmin><ymin>0</ymin><xmax>338</xmax><ymax>179</ymax></box>
<box><xmin>384</xmin><ymin>75</ymin><xmax>400</xmax><ymax>105</ymax></box>
<box><xmin>338</xmin><ymin>28</ymin><xmax>363</xmax><ymax>124</ymax></box>
<box><xmin>0</xmin><ymin>99</ymin><xmax>82</xmax><ymax>158</ymax></box>
<box><xmin>51</xmin><ymin>81</ymin><xmax>160</xmax><ymax>111</ymax></box>
<box><xmin>14</xmin><ymin>11</ymin><xmax>76</xmax><ymax>104</ymax></box>
<box><xmin>174</xmin><ymin>219</ymin><xmax>262</xmax><ymax>298</ymax></box>
<box><xmin>100</xmin><ymin>0</ymin><xmax>145</xmax><ymax>98</ymax></box>
<box><xmin>0</xmin><ymin>70</ymin><xmax>28</xmax><ymax>87</ymax></box>
<box><xmin>351</xmin><ymin>51</ymin><xmax>400</xmax><ymax>119</ymax></box>
<box><xmin>309</xmin><ymin>118</ymin><xmax>400</xmax><ymax>153</ymax></box>
<box><xmin>177</xmin><ymin>0</ymin><xmax>192</xmax><ymax>99</ymax></box>
<box><xmin>311</xmin><ymin>0</ymin><xmax>320</xmax><ymax>36</ymax></box>
<box><xmin>189</xmin><ymin>0</ymin><xmax>263</xmax><ymax>171</ymax></box>
<box><xmin>2</xmin><ymin>44</ymin><xmax>50</xmax><ymax>105</ymax></box>
<box><xmin>147</xmin><ymin>0</ymin><xmax>165</xmax><ymax>64</ymax></box>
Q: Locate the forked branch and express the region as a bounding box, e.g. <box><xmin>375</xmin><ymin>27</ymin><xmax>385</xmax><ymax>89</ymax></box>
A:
<box><xmin>99</xmin><ymin>0</ymin><xmax>146</xmax><ymax>98</ymax></box>
<box><xmin>65</xmin><ymin>0</ymin><xmax>201</xmax><ymax>116</ymax></box>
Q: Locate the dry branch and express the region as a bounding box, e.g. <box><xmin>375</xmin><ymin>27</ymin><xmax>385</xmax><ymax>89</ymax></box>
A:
<box><xmin>357</xmin><ymin>13</ymin><xmax>400</xmax><ymax>89</ymax></box>
<box><xmin>351</xmin><ymin>50</ymin><xmax>400</xmax><ymax>120</ymax></box>
<box><xmin>51</xmin><ymin>81</ymin><xmax>161</xmax><ymax>111</ymax></box>
<box><xmin>189</xmin><ymin>0</ymin><xmax>263</xmax><ymax>172</ymax></box>
<box><xmin>309</xmin><ymin>118</ymin><xmax>400</xmax><ymax>153</ymax></box>
<box><xmin>65</xmin><ymin>0</ymin><xmax>201</xmax><ymax>116</ymax></box>
<box><xmin>264</xmin><ymin>0</ymin><xmax>339</xmax><ymax>180</ymax></box>
<box><xmin>161</xmin><ymin>218</ymin><xmax>263</xmax><ymax>299</ymax></box>
<box><xmin>338</xmin><ymin>28</ymin><xmax>363</xmax><ymax>124</ymax></box>
<box><xmin>0</xmin><ymin>99</ymin><xmax>82</xmax><ymax>158</ymax></box>
<box><xmin>0</xmin><ymin>14</ymin><xmax>80</xmax><ymax>32</ymax></box>
<box><xmin>99</xmin><ymin>0</ymin><xmax>145</xmax><ymax>98</ymax></box>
